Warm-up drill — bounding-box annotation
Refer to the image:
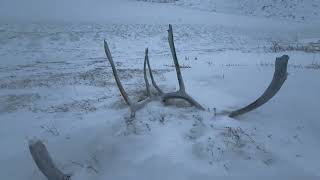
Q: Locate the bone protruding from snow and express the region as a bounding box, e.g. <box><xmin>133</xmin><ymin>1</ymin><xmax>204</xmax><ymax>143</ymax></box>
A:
<box><xmin>104</xmin><ymin>40</ymin><xmax>133</xmax><ymax>107</ymax></box>
<box><xmin>229</xmin><ymin>55</ymin><xmax>289</xmax><ymax>118</ymax></box>
<box><xmin>104</xmin><ymin>40</ymin><xmax>152</xmax><ymax>118</ymax></box>
<box><xmin>146</xmin><ymin>50</ymin><xmax>164</xmax><ymax>95</ymax></box>
<box><xmin>144</xmin><ymin>25</ymin><xmax>204</xmax><ymax>110</ymax></box>
<box><xmin>162</xmin><ymin>91</ymin><xmax>205</xmax><ymax>109</ymax></box>
<box><xmin>144</xmin><ymin>48</ymin><xmax>151</xmax><ymax>97</ymax></box>
<box><xmin>160</xmin><ymin>24</ymin><xmax>205</xmax><ymax>110</ymax></box>
<box><xmin>104</xmin><ymin>25</ymin><xmax>204</xmax><ymax>117</ymax></box>
<box><xmin>28</xmin><ymin>140</ymin><xmax>70</xmax><ymax>180</ymax></box>
<box><xmin>168</xmin><ymin>24</ymin><xmax>185</xmax><ymax>91</ymax></box>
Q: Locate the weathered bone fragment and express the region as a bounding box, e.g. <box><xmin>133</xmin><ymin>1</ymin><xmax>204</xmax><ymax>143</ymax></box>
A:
<box><xmin>104</xmin><ymin>40</ymin><xmax>151</xmax><ymax>118</ymax></box>
<box><xmin>104</xmin><ymin>25</ymin><xmax>204</xmax><ymax>117</ymax></box>
<box><xmin>144</xmin><ymin>48</ymin><xmax>151</xmax><ymax>97</ymax></box>
<box><xmin>105</xmin><ymin>26</ymin><xmax>288</xmax><ymax>118</ymax></box>
<box><xmin>29</xmin><ymin>140</ymin><xmax>71</xmax><ymax>180</ymax></box>
<box><xmin>146</xmin><ymin>25</ymin><xmax>205</xmax><ymax>110</ymax></box>
<box><xmin>146</xmin><ymin>50</ymin><xmax>163</xmax><ymax>95</ymax></box>
<box><xmin>229</xmin><ymin>55</ymin><xmax>289</xmax><ymax>118</ymax></box>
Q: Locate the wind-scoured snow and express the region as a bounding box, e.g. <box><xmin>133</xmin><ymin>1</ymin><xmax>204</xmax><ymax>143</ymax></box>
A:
<box><xmin>0</xmin><ymin>0</ymin><xmax>320</xmax><ymax>179</ymax></box>
<box><xmin>142</xmin><ymin>0</ymin><xmax>320</xmax><ymax>22</ymax></box>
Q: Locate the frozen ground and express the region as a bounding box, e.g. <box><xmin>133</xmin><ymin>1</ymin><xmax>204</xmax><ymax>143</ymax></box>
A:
<box><xmin>142</xmin><ymin>0</ymin><xmax>320</xmax><ymax>22</ymax></box>
<box><xmin>0</xmin><ymin>0</ymin><xmax>320</xmax><ymax>179</ymax></box>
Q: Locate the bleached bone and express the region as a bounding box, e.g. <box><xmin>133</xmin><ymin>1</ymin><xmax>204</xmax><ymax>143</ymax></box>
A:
<box><xmin>229</xmin><ymin>55</ymin><xmax>289</xmax><ymax>118</ymax></box>
<box><xmin>104</xmin><ymin>25</ymin><xmax>204</xmax><ymax>116</ymax></box>
<box><xmin>29</xmin><ymin>140</ymin><xmax>71</xmax><ymax>180</ymax></box>
<box><xmin>144</xmin><ymin>48</ymin><xmax>152</xmax><ymax>97</ymax></box>
<box><xmin>147</xmin><ymin>24</ymin><xmax>205</xmax><ymax>110</ymax></box>
<box><xmin>104</xmin><ymin>40</ymin><xmax>152</xmax><ymax>118</ymax></box>
<box><xmin>146</xmin><ymin>50</ymin><xmax>163</xmax><ymax>95</ymax></box>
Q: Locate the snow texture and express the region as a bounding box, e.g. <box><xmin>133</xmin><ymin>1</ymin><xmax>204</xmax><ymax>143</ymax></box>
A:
<box><xmin>0</xmin><ymin>0</ymin><xmax>320</xmax><ymax>179</ymax></box>
<box><xmin>143</xmin><ymin>0</ymin><xmax>320</xmax><ymax>21</ymax></box>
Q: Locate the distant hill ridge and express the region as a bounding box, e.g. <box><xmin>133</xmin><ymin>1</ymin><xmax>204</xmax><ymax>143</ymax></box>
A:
<box><xmin>139</xmin><ymin>0</ymin><xmax>320</xmax><ymax>21</ymax></box>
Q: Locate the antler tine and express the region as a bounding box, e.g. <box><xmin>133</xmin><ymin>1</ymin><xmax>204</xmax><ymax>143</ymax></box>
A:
<box><xmin>162</xmin><ymin>91</ymin><xmax>205</xmax><ymax>110</ymax></box>
<box><xmin>229</xmin><ymin>55</ymin><xmax>289</xmax><ymax>118</ymax></box>
<box><xmin>104</xmin><ymin>25</ymin><xmax>205</xmax><ymax>117</ymax></box>
<box><xmin>104</xmin><ymin>40</ymin><xmax>154</xmax><ymax>118</ymax></box>
<box><xmin>145</xmin><ymin>49</ymin><xmax>164</xmax><ymax>95</ymax></box>
<box><xmin>104</xmin><ymin>40</ymin><xmax>133</xmax><ymax>107</ymax></box>
<box><xmin>168</xmin><ymin>24</ymin><xmax>185</xmax><ymax>92</ymax></box>
<box><xmin>126</xmin><ymin>48</ymin><xmax>157</xmax><ymax>117</ymax></box>
<box><xmin>144</xmin><ymin>48</ymin><xmax>151</xmax><ymax>97</ymax></box>
<box><xmin>160</xmin><ymin>24</ymin><xmax>205</xmax><ymax>110</ymax></box>
<box><xmin>29</xmin><ymin>140</ymin><xmax>71</xmax><ymax>180</ymax></box>
<box><xmin>104</xmin><ymin>40</ymin><xmax>138</xmax><ymax>118</ymax></box>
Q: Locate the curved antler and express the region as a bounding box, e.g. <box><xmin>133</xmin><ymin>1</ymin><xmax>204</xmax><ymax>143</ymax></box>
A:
<box><xmin>144</xmin><ymin>48</ymin><xmax>151</xmax><ymax>97</ymax></box>
<box><xmin>146</xmin><ymin>50</ymin><xmax>164</xmax><ymax>95</ymax></box>
<box><xmin>104</xmin><ymin>40</ymin><xmax>133</xmax><ymax>107</ymax></box>
<box><xmin>29</xmin><ymin>140</ymin><xmax>71</xmax><ymax>180</ymax></box>
<box><xmin>167</xmin><ymin>24</ymin><xmax>185</xmax><ymax>91</ymax></box>
<box><xmin>104</xmin><ymin>40</ymin><xmax>152</xmax><ymax>118</ymax></box>
<box><xmin>229</xmin><ymin>55</ymin><xmax>289</xmax><ymax>117</ymax></box>
<box><xmin>161</xmin><ymin>25</ymin><xmax>205</xmax><ymax>110</ymax></box>
<box><xmin>144</xmin><ymin>25</ymin><xmax>204</xmax><ymax>110</ymax></box>
<box><xmin>104</xmin><ymin>25</ymin><xmax>205</xmax><ymax>117</ymax></box>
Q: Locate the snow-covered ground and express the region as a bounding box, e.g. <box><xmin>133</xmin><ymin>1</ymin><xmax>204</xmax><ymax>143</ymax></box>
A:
<box><xmin>1</xmin><ymin>0</ymin><xmax>320</xmax><ymax>179</ymax></box>
<box><xmin>142</xmin><ymin>0</ymin><xmax>320</xmax><ymax>22</ymax></box>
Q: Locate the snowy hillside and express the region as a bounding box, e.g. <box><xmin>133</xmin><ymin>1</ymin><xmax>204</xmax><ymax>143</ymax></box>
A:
<box><xmin>142</xmin><ymin>0</ymin><xmax>320</xmax><ymax>21</ymax></box>
<box><xmin>0</xmin><ymin>0</ymin><xmax>320</xmax><ymax>179</ymax></box>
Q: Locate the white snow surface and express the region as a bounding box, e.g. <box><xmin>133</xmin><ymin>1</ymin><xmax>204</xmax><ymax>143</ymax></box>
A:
<box><xmin>142</xmin><ymin>0</ymin><xmax>320</xmax><ymax>22</ymax></box>
<box><xmin>0</xmin><ymin>0</ymin><xmax>320</xmax><ymax>179</ymax></box>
